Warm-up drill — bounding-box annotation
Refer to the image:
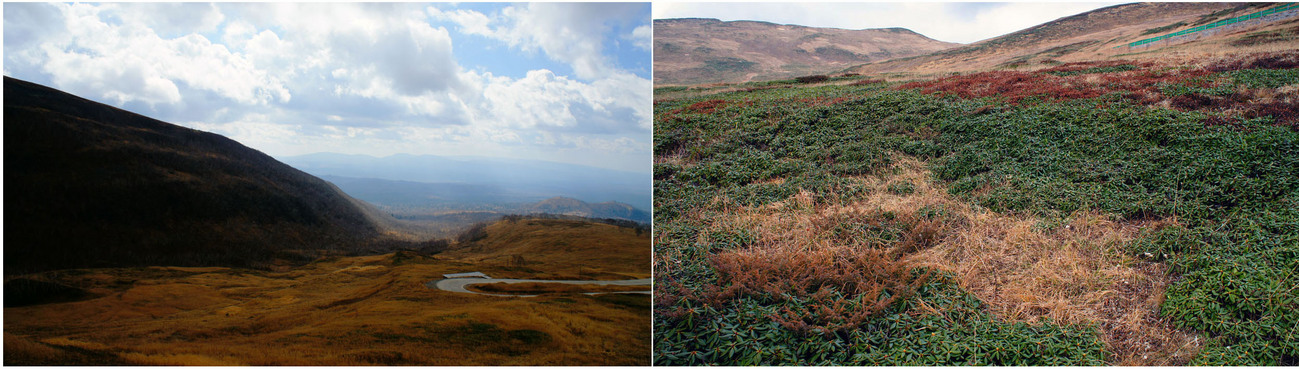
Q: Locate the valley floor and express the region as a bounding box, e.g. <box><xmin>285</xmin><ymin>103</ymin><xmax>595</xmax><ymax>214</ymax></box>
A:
<box><xmin>4</xmin><ymin>252</ymin><xmax>650</xmax><ymax>365</ymax></box>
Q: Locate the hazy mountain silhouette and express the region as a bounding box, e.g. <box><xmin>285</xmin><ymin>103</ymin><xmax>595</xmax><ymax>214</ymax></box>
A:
<box><xmin>282</xmin><ymin>152</ymin><xmax>651</xmax><ymax>210</ymax></box>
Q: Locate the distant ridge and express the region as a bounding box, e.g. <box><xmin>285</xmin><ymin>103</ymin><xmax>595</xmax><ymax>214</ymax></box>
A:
<box><xmin>653</xmin><ymin>17</ymin><xmax>958</xmax><ymax>84</ymax></box>
<box><xmin>282</xmin><ymin>152</ymin><xmax>651</xmax><ymax>210</ymax></box>
<box><xmin>3</xmin><ymin>77</ymin><xmax>422</xmax><ymax>274</ymax></box>
<box><xmin>526</xmin><ymin>196</ymin><xmax>650</xmax><ymax>223</ymax></box>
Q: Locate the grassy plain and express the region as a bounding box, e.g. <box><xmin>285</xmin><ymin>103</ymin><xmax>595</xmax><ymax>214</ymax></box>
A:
<box><xmin>5</xmin><ymin>219</ymin><xmax>651</xmax><ymax>365</ymax></box>
<box><xmin>653</xmin><ymin>51</ymin><xmax>1298</xmax><ymax>365</ymax></box>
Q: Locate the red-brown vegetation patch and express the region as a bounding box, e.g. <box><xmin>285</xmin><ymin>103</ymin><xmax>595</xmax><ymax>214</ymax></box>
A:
<box><xmin>898</xmin><ymin>71</ymin><xmax>1113</xmax><ymax>105</ymax></box>
<box><xmin>693</xmin><ymin>190</ymin><xmax>938</xmax><ymax>334</ymax></box>
<box><xmin>1246</xmin><ymin>100</ymin><xmax>1299</xmax><ymax>129</ymax></box>
<box><xmin>685</xmin><ymin>99</ymin><xmax>729</xmax><ymax>114</ymax></box>
<box><xmin>898</xmin><ymin>61</ymin><xmax>1216</xmax><ymax>106</ymax></box>
<box><xmin>898</xmin><ymin>53</ymin><xmax>1299</xmax><ymax>131</ymax></box>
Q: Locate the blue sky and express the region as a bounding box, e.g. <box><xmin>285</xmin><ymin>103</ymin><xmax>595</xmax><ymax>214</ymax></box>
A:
<box><xmin>652</xmin><ymin>2</ymin><xmax>1124</xmax><ymax>44</ymax></box>
<box><xmin>4</xmin><ymin>2</ymin><xmax>653</xmax><ymax>173</ymax></box>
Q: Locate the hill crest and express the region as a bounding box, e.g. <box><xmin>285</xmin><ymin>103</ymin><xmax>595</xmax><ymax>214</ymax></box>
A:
<box><xmin>653</xmin><ymin>17</ymin><xmax>958</xmax><ymax>85</ymax></box>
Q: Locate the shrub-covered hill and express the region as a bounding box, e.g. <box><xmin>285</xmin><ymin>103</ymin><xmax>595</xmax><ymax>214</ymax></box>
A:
<box><xmin>653</xmin><ymin>52</ymin><xmax>1298</xmax><ymax>365</ymax></box>
<box><xmin>3</xmin><ymin>77</ymin><xmax>425</xmax><ymax>274</ymax></box>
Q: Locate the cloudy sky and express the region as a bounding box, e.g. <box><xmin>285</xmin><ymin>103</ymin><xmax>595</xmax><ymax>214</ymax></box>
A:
<box><xmin>4</xmin><ymin>2</ymin><xmax>653</xmax><ymax>173</ymax></box>
<box><xmin>653</xmin><ymin>2</ymin><xmax>1124</xmax><ymax>44</ymax></box>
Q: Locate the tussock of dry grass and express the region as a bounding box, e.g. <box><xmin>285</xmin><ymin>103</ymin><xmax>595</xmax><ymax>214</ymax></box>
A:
<box><xmin>707</xmin><ymin>155</ymin><xmax>1201</xmax><ymax>365</ymax></box>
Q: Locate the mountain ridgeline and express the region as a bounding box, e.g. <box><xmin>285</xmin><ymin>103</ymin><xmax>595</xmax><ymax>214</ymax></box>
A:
<box><xmin>525</xmin><ymin>197</ymin><xmax>650</xmax><ymax>223</ymax></box>
<box><xmin>2</xmin><ymin>77</ymin><xmax>429</xmax><ymax>274</ymax></box>
<box><xmin>653</xmin><ymin>18</ymin><xmax>958</xmax><ymax>84</ymax></box>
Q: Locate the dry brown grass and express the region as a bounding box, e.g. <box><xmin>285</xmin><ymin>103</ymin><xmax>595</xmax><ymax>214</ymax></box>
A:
<box><xmin>443</xmin><ymin>218</ymin><xmax>651</xmax><ymax>281</ymax></box>
<box><xmin>4</xmin><ymin>220</ymin><xmax>650</xmax><ymax>365</ymax></box>
<box><xmin>703</xmin><ymin>155</ymin><xmax>1200</xmax><ymax>365</ymax></box>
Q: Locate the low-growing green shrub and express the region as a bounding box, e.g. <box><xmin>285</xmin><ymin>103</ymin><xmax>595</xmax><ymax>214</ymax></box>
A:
<box><xmin>1129</xmin><ymin>204</ymin><xmax>1299</xmax><ymax>366</ymax></box>
<box><xmin>654</xmin><ymin>72</ymin><xmax>1299</xmax><ymax>365</ymax></box>
<box><xmin>656</xmin><ymin>273</ymin><xmax>1109</xmax><ymax>366</ymax></box>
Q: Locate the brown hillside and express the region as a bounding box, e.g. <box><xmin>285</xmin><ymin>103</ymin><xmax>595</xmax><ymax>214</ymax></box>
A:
<box><xmin>848</xmin><ymin>2</ymin><xmax>1299</xmax><ymax>78</ymax></box>
<box><xmin>654</xmin><ymin>18</ymin><xmax>959</xmax><ymax>85</ymax></box>
<box><xmin>444</xmin><ymin>218</ymin><xmax>650</xmax><ymax>280</ymax></box>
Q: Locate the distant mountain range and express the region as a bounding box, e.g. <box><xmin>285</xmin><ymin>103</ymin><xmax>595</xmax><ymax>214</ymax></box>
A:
<box><xmin>525</xmin><ymin>197</ymin><xmax>650</xmax><ymax>223</ymax></box>
<box><xmin>656</xmin><ymin>4</ymin><xmax>1299</xmax><ymax>84</ymax></box>
<box><xmin>280</xmin><ymin>152</ymin><xmax>651</xmax><ymax>211</ymax></box>
<box><xmin>318</xmin><ymin>175</ymin><xmax>650</xmax><ymax>223</ymax></box>
<box><xmin>653</xmin><ymin>18</ymin><xmax>958</xmax><ymax>84</ymax></box>
<box><xmin>2</xmin><ymin>77</ymin><xmax>423</xmax><ymax>274</ymax></box>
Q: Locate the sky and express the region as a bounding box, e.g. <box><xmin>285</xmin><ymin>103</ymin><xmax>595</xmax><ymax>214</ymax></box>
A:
<box><xmin>652</xmin><ymin>2</ymin><xmax>1125</xmax><ymax>44</ymax></box>
<box><xmin>3</xmin><ymin>2</ymin><xmax>653</xmax><ymax>173</ymax></box>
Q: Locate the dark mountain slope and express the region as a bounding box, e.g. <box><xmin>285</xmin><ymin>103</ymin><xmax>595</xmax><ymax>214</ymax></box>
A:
<box><xmin>3</xmin><ymin>77</ymin><xmax>401</xmax><ymax>274</ymax></box>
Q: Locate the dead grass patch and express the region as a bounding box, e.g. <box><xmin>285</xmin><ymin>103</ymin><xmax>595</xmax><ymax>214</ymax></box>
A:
<box><xmin>705</xmin><ymin>155</ymin><xmax>1200</xmax><ymax>364</ymax></box>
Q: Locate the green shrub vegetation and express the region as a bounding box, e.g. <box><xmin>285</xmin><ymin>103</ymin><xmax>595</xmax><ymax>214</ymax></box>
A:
<box><xmin>654</xmin><ymin>68</ymin><xmax>1299</xmax><ymax>365</ymax></box>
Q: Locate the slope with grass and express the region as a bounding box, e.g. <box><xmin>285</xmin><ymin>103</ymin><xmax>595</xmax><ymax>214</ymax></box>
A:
<box><xmin>653</xmin><ymin>52</ymin><xmax>1298</xmax><ymax>365</ymax></box>
<box><xmin>444</xmin><ymin>217</ymin><xmax>651</xmax><ymax>281</ymax></box>
<box><xmin>5</xmin><ymin>217</ymin><xmax>651</xmax><ymax>365</ymax></box>
<box><xmin>846</xmin><ymin>2</ymin><xmax>1297</xmax><ymax>79</ymax></box>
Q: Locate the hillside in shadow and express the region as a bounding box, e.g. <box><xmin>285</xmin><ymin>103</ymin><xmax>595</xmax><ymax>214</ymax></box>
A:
<box><xmin>3</xmin><ymin>77</ymin><xmax>438</xmax><ymax>275</ymax></box>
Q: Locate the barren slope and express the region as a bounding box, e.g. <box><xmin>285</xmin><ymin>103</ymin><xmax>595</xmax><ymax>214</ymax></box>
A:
<box><xmin>848</xmin><ymin>2</ymin><xmax>1298</xmax><ymax>78</ymax></box>
<box><xmin>654</xmin><ymin>18</ymin><xmax>958</xmax><ymax>85</ymax></box>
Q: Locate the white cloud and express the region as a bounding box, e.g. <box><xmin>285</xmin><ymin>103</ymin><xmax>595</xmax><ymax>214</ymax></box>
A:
<box><xmin>20</xmin><ymin>3</ymin><xmax>289</xmax><ymax>108</ymax></box>
<box><xmin>106</xmin><ymin>3</ymin><xmax>226</xmax><ymax>35</ymax></box>
<box><xmin>427</xmin><ymin>7</ymin><xmax>493</xmax><ymax>36</ymax></box>
<box><xmin>432</xmin><ymin>3</ymin><xmax>646</xmax><ymax>81</ymax></box>
<box><xmin>629</xmin><ymin>25</ymin><xmax>653</xmax><ymax>51</ymax></box>
<box><xmin>4</xmin><ymin>2</ymin><xmax>651</xmax><ymax>173</ymax></box>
